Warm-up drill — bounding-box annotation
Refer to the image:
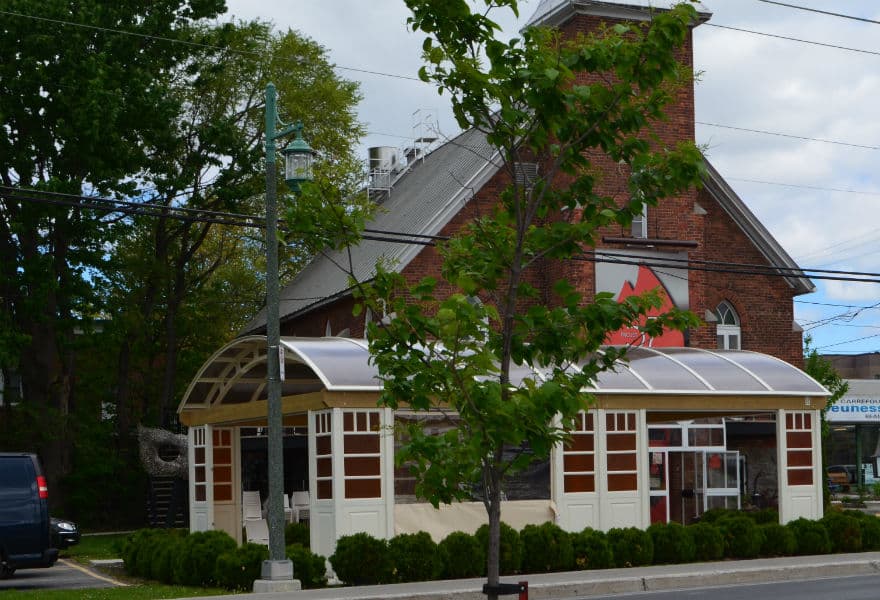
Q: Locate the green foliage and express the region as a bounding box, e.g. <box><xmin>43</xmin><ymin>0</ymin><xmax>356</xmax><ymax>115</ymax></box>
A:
<box><xmin>647</xmin><ymin>522</ymin><xmax>695</xmax><ymax>564</ymax></box>
<box><xmin>758</xmin><ymin>523</ymin><xmax>796</xmax><ymax>557</ymax></box>
<box><xmin>439</xmin><ymin>531</ymin><xmax>485</xmax><ymax>579</ymax></box>
<box><xmin>151</xmin><ymin>534</ymin><xmax>187</xmax><ymax>584</ymax></box>
<box><xmin>122</xmin><ymin>529</ymin><xmax>167</xmax><ymax>577</ymax></box>
<box><xmin>388</xmin><ymin>532</ymin><xmax>443</xmax><ymax>582</ymax></box>
<box><xmin>821</xmin><ymin>512</ymin><xmax>863</xmax><ymax>553</ymax></box>
<box><xmin>750</xmin><ymin>509</ymin><xmax>780</xmax><ymax>525</ymax></box>
<box><xmin>286</xmin><ymin>544</ymin><xmax>328</xmax><ymax>589</ymax></box>
<box><xmin>171</xmin><ymin>530</ymin><xmax>237</xmax><ymax>587</ymax></box>
<box><xmin>329</xmin><ymin>533</ymin><xmax>393</xmax><ymax>586</ymax></box>
<box><xmin>571</xmin><ymin>528</ymin><xmax>614</xmax><ymax>570</ymax></box>
<box><xmin>121</xmin><ymin>528</ymin><xmax>188</xmax><ymax>583</ymax></box>
<box><xmin>607</xmin><ymin>527</ymin><xmax>653</xmax><ymax>568</ymax></box>
<box><xmin>787</xmin><ymin>518</ymin><xmax>832</xmax><ymax>555</ymax></box>
<box><xmin>688</xmin><ymin>523</ymin><xmax>724</xmax><ymax>562</ymax></box>
<box><xmin>215</xmin><ymin>543</ymin><xmax>268</xmax><ymax>591</ymax></box>
<box><xmin>718</xmin><ymin>516</ymin><xmax>763</xmax><ymax>559</ymax></box>
<box><xmin>475</xmin><ymin>523</ymin><xmax>523</xmax><ymax>575</ymax></box>
<box><xmin>520</xmin><ymin>522</ymin><xmax>574</xmax><ymax>573</ymax></box>
<box><xmin>285</xmin><ymin>522</ymin><xmax>310</xmax><ymax>547</ymax></box>
<box><xmin>698</xmin><ymin>508</ymin><xmax>734</xmax><ymax>524</ymax></box>
<box><xmin>844</xmin><ymin>510</ymin><xmax>880</xmax><ymax>551</ymax></box>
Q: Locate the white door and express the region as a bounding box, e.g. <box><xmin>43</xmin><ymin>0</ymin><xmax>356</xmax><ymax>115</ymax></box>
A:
<box><xmin>189</xmin><ymin>425</ymin><xmax>213</xmax><ymax>531</ymax></box>
<box><xmin>701</xmin><ymin>451</ymin><xmax>741</xmax><ymax>512</ymax></box>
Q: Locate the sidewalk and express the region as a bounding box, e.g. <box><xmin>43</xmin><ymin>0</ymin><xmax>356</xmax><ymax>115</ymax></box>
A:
<box><xmin>183</xmin><ymin>551</ymin><xmax>880</xmax><ymax>600</ymax></box>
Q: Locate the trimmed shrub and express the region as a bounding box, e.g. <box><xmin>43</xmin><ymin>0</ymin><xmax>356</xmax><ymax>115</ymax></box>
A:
<box><xmin>821</xmin><ymin>512</ymin><xmax>863</xmax><ymax>553</ymax></box>
<box><xmin>845</xmin><ymin>510</ymin><xmax>880</xmax><ymax>551</ymax></box>
<box><xmin>759</xmin><ymin>523</ymin><xmax>796</xmax><ymax>557</ymax></box>
<box><xmin>122</xmin><ymin>528</ymin><xmax>186</xmax><ymax>579</ymax></box>
<box><xmin>285</xmin><ymin>521</ymin><xmax>310</xmax><ymax>547</ymax></box>
<box><xmin>330</xmin><ymin>532</ymin><xmax>392</xmax><ymax>586</ymax></box>
<box><xmin>689</xmin><ymin>523</ymin><xmax>724</xmax><ymax>562</ymax></box>
<box><xmin>287</xmin><ymin>544</ymin><xmax>328</xmax><ymax>589</ymax></box>
<box><xmin>439</xmin><ymin>531</ymin><xmax>485</xmax><ymax>579</ymax></box>
<box><xmin>607</xmin><ymin>527</ymin><xmax>653</xmax><ymax>568</ymax></box>
<box><xmin>520</xmin><ymin>522</ymin><xmax>574</xmax><ymax>573</ymax></box>
<box><xmin>571</xmin><ymin>528</ymin><xmax>613</xmax><ymax>570</ymax></box>
<box><xmin>787</xmin><ymin>518</ymin><xmax>832</xmax><ymax>555</ymax></box>
<box><xmin>719</xmin><ymin>516</ymin><xmax>763</xmax><ymax>559</ymax></box>
<box><xmin>215</xmin><ymin>543</ymin><xmax>268</xmax><ymax>591</ymax></box>
<box><xmin>388</xmin><ymin>532</ymin><xmax>442</xmax><ymax>582</ymax></box>
<box><xmin>475</xmin><ymin>523</ymin><xmax>523</xmax><ymax>576</ymax></box>
<box><xmin>750</xmin><ymin>509</ymin><xmax>780</xmax><ymax>525</ymax></box>
<box><xmin>172</xmin><ymin>530</ymin><xmax>237</xmax><ymax>586</ymax></box>
<box><xmin>698</xmin><ymin>508</ymin><xmax>735</xmax><ymax>524</ymax></box>
<box><xmin>648</xmin><ymin>522</ymin><xmax>695</xmax><ymax>564</ymax></box>
<box><xmin>150</xmin><ymin>530</ymin><xmax>187</xmax><ymax>584</ymax></box>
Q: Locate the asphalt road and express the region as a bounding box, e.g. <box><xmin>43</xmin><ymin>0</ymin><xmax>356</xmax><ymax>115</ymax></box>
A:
<box><xmin>0</xmin><ymin>558</ymin><xmax>124</xmax><ymax>591</ymax></box>
<box><xmin>579</xmin><ymin>574</ymin><xmax>880</xmax><ymax>600</ymax></box>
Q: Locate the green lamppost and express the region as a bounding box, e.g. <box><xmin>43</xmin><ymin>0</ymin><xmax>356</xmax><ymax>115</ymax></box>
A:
<box><xmin>260</xmin><ymin>82</ymin><xmax>315</xmax><ymax>587</ymax></box>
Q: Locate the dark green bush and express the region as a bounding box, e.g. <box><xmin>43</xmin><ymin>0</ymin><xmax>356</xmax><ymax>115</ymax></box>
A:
<box><xmin>648</xmin><ymin>522</ymin><xmax>695</xmax><ymax>564</ymax></box>
<box><xmin>571</xmin><ymin>528</ymin><xmax>613</xmax><ymax>570</ymax></box>
<box><xmin>474</xmin><ymin>523</ymin><xmax>523</xmax><ymax>576</ymax></box>
<box><xmin>520</xmin><ymin>522</ymin><xmax>574</xmax><ymax>573</ymax></box>
<box><xmin>688</xmin><ymin>523</ymin><xmax>724</xmax><ymax>562</ymax></box>
<box><xmin>329</xmin><ymin>532</ymin><xmax>392</xmax><ymax>585</ymax></box>
<box><xmin>750</xmin><ymin>509</ymin><xmax>779</xmax><ymax>525</ymax></box>
<box><xmin>821</xmin><ymin>512</ymin><xmax>863</xmax><ymax>553</ymax></box>
<box><xmin>759</xmin><ymin>523</ymin><xmax>796</xmax><ymax>557</ymax></box>
<box><xmin>699</xmin><ymin>508</ymin><xmax>735</xmax><ymax>524</ymax></box>
<box><xmin>844</xmin><ymin>510</ymin><xmax>880</xmax><ymax>551</ymax></box>
<box><xmin>285</xmin><ymin>521</ymin><xmax>310</xmax><ymax>547</ymax></box>
<box><xmin>388</xmin><ymin>532</ymin><xmax>442</xmax><ymax>582</ymax></box>
<box><xmin>172</xmin><ymin>530</ymin><xmax>237</xmax><ymax>586</ymax></box>
<box><xmin>149</xmin><ymin>530</ymin><xmax>187</xmax><ymax>583</ymax></box>
<box><xmin>787</xmin><ymin>518</ymin><xmax>831</xmax><ymax>555</ymax></box>
<box><xmin>215</xmin><ymin>543</ymin><xmax>269</xmax><ymax>591</ymax></box>
<box><xmin>607</xmin><ymin>527</ymin><xmax>653</xmax><ymax>568</ymax></box>
<box><xmin>122</xmin><ymin>528</ymin><xmax>184</xmax><ymax>579</ymax></box>
<box><xmin>439</xmin><ymin>531</ymin><xmax>484</xmax><ymax>579</ymax></box>
<box><xmin>719</xmin><ymin>516</ymin><xmax>763</xmax><ymax>559</ymax></box>
<box><xmin>287</xmin><ymin>544</ymin><xmax>328</xmax><ymax>589</ymax></box>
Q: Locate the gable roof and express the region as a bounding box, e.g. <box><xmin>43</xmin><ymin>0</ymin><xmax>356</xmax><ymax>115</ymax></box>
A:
<box><xmin>526</xmin><ymin>0</ymin><xmax>712</xmax><ymax>28</ymax></box>
<box><xmin>242</xmin><ymin>123</ymin><xmax>813</xmax><ymax>335</ymax></box>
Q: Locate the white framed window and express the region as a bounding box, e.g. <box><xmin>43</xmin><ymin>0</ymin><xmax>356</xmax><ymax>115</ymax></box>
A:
<box><xmin>631</xmin><ymin>202</ymin><xmax>647</xmax><ymax>238</ymax></box>
<box><xmin>715</xmin><ymin>301</ymin><xmax>741</xmax><ymax>350</ymax></box>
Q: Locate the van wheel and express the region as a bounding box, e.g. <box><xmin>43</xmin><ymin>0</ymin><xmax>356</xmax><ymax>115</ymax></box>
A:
<box><xmin>0</xmin><ymin>564</ymin><xmax>14</xmax><ymax>579</ymax></box>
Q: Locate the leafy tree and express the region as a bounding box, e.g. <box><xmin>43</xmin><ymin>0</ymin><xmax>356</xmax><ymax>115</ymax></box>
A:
<box><xmin>306</xmin><ymin>1</ymin><xmax>704</xmax><ymax>597</ymax></box>
<box><xmin>0</xmin><ymin>0</ymin><xmax>226</xmax><ymax>495</ymax></box>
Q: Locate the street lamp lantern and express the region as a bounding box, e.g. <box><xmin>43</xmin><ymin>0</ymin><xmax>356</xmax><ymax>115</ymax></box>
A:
<box><xmin>281</xmin><ymin>123</ymin><xmax>316</xmax><ymax>191</ymax></box>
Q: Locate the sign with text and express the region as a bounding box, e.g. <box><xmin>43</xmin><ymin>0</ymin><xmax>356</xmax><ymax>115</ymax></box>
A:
<box><xmin>827</xmin><ymin>396</ymin><xmax>880</xmax><ymax>423</ymax></box>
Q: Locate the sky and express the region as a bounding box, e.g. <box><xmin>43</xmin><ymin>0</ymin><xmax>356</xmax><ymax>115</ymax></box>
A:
<box><xmin>222</xmin><ymin>0</ymin><xmax>880</xmax><ymax>356</ymax></box>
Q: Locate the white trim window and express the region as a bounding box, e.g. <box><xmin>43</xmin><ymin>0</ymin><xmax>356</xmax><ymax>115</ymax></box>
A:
<box><xmin>631</xmin><ymin>202</ymin><xmax>647</xmax><ymax>238</ymax></box>
<box><xmin>715</xmin><ymin>301</ymin><xmax>741</xmax><ymax>350</ymax></box>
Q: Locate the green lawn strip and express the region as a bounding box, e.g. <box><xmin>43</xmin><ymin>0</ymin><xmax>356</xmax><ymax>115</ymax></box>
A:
<box><xmin>63</xmin><ymin>533</ymin><xmax>131</xmax><ymax>562</ymax></box>
<box><xmin>0</xmin><ymin>584</ymin><xmax>230</xmax><ymax>599</ymax></box>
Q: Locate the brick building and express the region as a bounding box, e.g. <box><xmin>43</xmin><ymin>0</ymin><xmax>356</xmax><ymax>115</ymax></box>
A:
<box><xmin>178</xmin><ymin>0</ymin><xmax>827</xmax><ymax>556</ymax></box>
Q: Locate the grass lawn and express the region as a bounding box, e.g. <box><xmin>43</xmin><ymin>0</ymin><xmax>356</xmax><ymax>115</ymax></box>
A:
<box><xmin>63</xmin><ymin>533</ymin><xmax>130</xmax><ymax>563</ymax></box>
<box><xmin>0</xmin><ymin>585</ymin><xmax>230</xmax><ymax>599</ymax></box>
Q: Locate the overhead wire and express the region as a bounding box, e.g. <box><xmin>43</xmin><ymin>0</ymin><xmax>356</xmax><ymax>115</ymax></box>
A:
<box><xmin>756</xmin><ymin>1</ymin><xmax>880</xmax><ymax>25</ymax></box>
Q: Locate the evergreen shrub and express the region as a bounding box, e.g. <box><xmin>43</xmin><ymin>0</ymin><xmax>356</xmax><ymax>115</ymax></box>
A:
<box><xmin>821</xmin><ymin>512</ymin><xmax>863</xmax><ymax>553</ymax></box>
<box><xmin>287</xmin><ymin>544</ymin><xmax>328</xmax><ymax>589</ymax></box>
<box><xmin>439</xmin><ymin>531</ymin><xmax>485</xmax><ymax>579</ymax></box>
<box><xmin>571</xmin><ymin>527</ymin><xmax>613</xmax><ymax>570</ymax></box>
<box><xmin>388</xmin><ymin>532</ymin><xmax>442</xmax><ymax>582</ymax></box>
<box><xmin>285</xmin><ymin>521</ymin><xmax>309</xmax><ymax>547</ymax></box>
<box><xmin>520</xmin><ymin>522</ymin><xmax>574</xmax><ymax>573</ymax></box>
<box><xmin>648</xmin><ymin>522</ymin><xmax>695</xmax><ymax>564</ymax></box>
<box><xmin>845</xmin><ymin>510</ymin><xmax>880</xmax><ymax>551</ymax></box>
<box><xmin>475</xmin><ymin>523</ymin><xmax>523</xmax><ymax>575</ymax></box>
<box><xmin>759</xmin><ymin>523</ymin><xmax>796</xmax><ymax>557</ymax></box>
<box><xmin>150</xmin><ymin>530</ymin><xmax>187</xmax><ymax>583</ymax></box>
<box><xmin>330</xmin><ymin>532</ymin><xmax>392</xmax><ymax>585</ymax></box>
<box><xmin>172</xmin><ymin>530</ymin><xmax>237</xmax><ymax>586</ymax></box>
<box><xmin>606</xmin><ymin>527</ymin><xmax>653</xmax><ymax>567</ymax></box>
<box><xmin>787</xmin><ymin>518</ymin><xmax>831</xmax><ymax>555</ymax></box>
<box><xmin>688</xmin><ymin>522</ymin><xmax>724</xmax><ymax>562</ymax></box>
<box><xmin>215</xmin><ymin>543</ymin><xmax>268</xmax><ymax>591</ymax></box>
<box><xmin>750</xmin><ymin>508</ymin><xmax>779</xmax><ymax>524</ymax></box>
<box><xmin>719</xmin><ymin>515</ymin><xmax>763</xmax><ymax>559</ymax></box>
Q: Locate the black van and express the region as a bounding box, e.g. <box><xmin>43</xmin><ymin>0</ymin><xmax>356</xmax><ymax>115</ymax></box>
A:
<box><xmin>0</xmin><ymin>453</ymin><xmax>58</xmax><ymax>578</ymax></box>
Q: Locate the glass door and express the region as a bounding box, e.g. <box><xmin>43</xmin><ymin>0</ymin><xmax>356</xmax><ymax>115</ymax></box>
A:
<box><xmin>702</xmin><ymin>451</ymin><xmax>741</xmax><ymax>511</ymax></box>
<box><xmin>649</xmin><ymin>451</ymin><xmax>669</xmax><ymax>523</ymax></box>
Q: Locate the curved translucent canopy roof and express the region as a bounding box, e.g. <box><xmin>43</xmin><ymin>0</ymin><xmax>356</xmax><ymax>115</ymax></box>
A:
<box><xmin>179</xmin><ymin>338</ymin><xmax>827</xmax><ymax>412</ymax></box>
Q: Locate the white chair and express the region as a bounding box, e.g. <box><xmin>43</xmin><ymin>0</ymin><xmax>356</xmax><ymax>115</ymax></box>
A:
<box><xmin>291</xmin><ymin>491</ymin><xmax>310</xmax><ymax>523</ymax></box>
<box><xmin>242</xmin><ymin>490</ymin><xmax>262</xmax><ymax>522</ymax></box>
<box><xmin>244</xmin><ymin>519</ymin><xmax>269</xmax><ymax>546</ymax></box>
<box><xmin>282</xmin><ymin>494</ymin><xmax>295</xmax><ymax>523</ymax></box>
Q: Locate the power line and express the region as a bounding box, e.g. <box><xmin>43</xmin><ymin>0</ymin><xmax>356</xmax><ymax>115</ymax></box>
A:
<box><xmin>696</xmin><ymin>122</ymin><xmax>880</xmax><ymax>151</ymax></box>
<box><xmin>727</xmin><ymin>177</ymin><xmax>880</xmax><ymax>197</ymax></box>
<box><xmin>757</xmin><ymin>1</ymin><xmax>880</xmax><ymax>25</ymax></box>
<box><xmin>815</xmin><ymin>333</ymin><xmax>880</xmax><ymax>351</ymax></box>
<box><xmin>704</xmin><ymin>22</ymin><xmax>880</xmax><ymax>57</ymax></box>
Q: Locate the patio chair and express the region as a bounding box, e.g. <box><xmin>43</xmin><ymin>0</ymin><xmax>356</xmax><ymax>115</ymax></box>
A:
<box><xmin>291</xmin><ymin>490</ymin><xmax>310</xmax><ymax>523</ymax></box>
<box><xmin>244</xmin><ymin>518</ymin><xmax>269</xmax><ymax>546</ymax></box>
<box><xmin>242</xmin><ymin>490</ymin><xmax>262</xmax><ymax>522</ymax></box>
<box><xmin>282</xmin><ymin>493</ymin><xmax>295</xmax><ymax>523</ymax></box>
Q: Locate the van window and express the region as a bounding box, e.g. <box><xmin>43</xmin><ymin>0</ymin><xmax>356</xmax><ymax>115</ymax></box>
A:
<box><xmin>0</xmin><ymin>458</ymin><xmax>32</xmax><ymax>493</ymax></box>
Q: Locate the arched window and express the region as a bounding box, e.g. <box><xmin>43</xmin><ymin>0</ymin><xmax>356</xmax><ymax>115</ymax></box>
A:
<box><xmin>716</xmin><ymin>301</ymin><xmax>741</xmax><ymax>350</ymax></box>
